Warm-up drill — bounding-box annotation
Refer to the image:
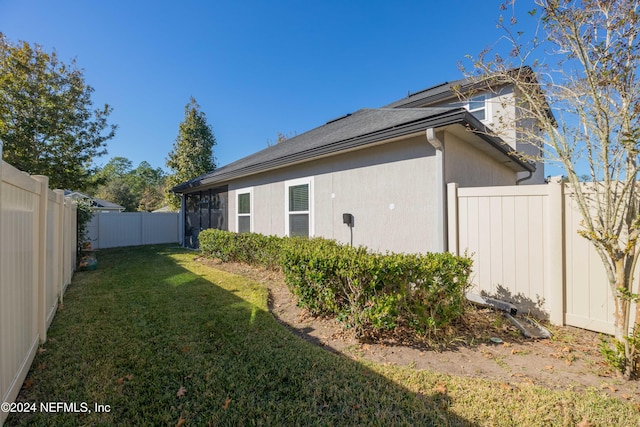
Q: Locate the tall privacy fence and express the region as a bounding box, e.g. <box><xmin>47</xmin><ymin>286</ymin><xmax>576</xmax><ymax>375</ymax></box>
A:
<box><xmin>448</xmin><ymin>179</ymin><xmax>622</xmax><ymax>335</ymax></box>
<box><xmin>1</xmin><ymin>159</ymin><xmax>77</xmax><ymax>425</ymax></box>
<box><xmin>86</xmin><ymin>211</ymin><xmax>180</xmax><ymax>249</ymax></box>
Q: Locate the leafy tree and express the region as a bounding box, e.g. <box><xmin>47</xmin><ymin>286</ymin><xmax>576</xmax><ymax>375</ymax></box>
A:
<box><xmin>464</xmin><ymin>0</ymin><xmax>640</xmax><ymax>377</ymax></box>
<box><xmin>95</xmin><ymin>179</ymin><xmax>137</xmax><ymax>212</ymax></box>
<box><xmin>91</xmin><ymin>156</ymin><xmax>133</xmax><ymax>186</ymax></box>
<box><xmin>166</xmin><ymin>97</ymin><xmax>216</xmax><ymax>210</ymax></box>
<box><xmin>130</xmin><ymin>161</ymin><xmax>167</xmax><ymax>211</ymax></box>
<box><xmin>0</xmin><ymin>33</ymin><xmax>116</xmax><ymax>190</ymax></box>
<box><xmin>91</xmin><ymin>157</ymin><xmax>167</xmax><ymax>212</ymax></box>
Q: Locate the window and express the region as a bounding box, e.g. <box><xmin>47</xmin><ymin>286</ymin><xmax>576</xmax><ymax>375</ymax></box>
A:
<box><xmin>285</xmin><ymin>177</ymin><xmax>313</xmax><ymax>237</ymax></box>
<box><xmin>236</xmin><ymin>188</ymin><xmax>252</xmax><ymax>233</ymax></box>
<box><xmin>467</xmin><ymin>94</ymin><xmax>487</xmax><ymax>121</ymax></box>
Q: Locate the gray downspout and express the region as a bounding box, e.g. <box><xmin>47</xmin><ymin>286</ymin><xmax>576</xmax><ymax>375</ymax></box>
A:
<box><xmin>180</xmin><ymin>194</ymin><xmax>186</xmax><ymax>247</ymax></box>
<box><xmin>516</xmin><ymin>170</ymin><xmax>533</xmax><ymax>185</ymax></box>
<box><xmin>426</xmin><ymin>128</ymin><xmax>446</xmax><ymax>252</ymax></box>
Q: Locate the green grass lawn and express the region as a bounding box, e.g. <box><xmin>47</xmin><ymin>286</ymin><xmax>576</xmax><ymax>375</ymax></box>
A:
<box><xmin>7</xmin><ymin>245</ymin><xmax>638</xmax><ymax>426</ymax></box>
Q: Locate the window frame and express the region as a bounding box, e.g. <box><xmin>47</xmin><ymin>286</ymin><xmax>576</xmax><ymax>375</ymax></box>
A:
<box><xmin>467</xmin><ymin>94</ymin><xmax>489</xmax><ymax>123</ymax></box>
<box><xmin>284</xmin><ymin>177</ymin><xmax>314</xmax><ymax>238</ymax></box>
<box><xmin>236</xmin><ymin>187</ymin><xmax>253</xmax><ymax>233</ymax></box>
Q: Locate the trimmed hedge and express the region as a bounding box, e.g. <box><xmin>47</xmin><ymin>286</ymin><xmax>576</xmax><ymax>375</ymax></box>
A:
<box><xmin>199</xmin><ymin>228</ymin><xmax>283</xmax><ymax>270</ymax></box>
<box><xmin>199</xmin><ymin>229</ymin><xmax>472</xmax><ymax>338</ymax></box>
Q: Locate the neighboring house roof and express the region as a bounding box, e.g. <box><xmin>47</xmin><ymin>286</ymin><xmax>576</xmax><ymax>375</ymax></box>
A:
<box><xmin>173</xmin><ymin>105</ymin><xmax>534</xmax><ymax>193</ymax></box>
<box><xmin>152</xmin><ymin>205</ymin><xmax>177</xmax><ymax>213</ymax></box>
<box><xmin>64</xmin><ymin>191</ymin><xmax>125</xmax><ymax>211</ymax></box>
<box><xmin>92</xmin><ymin>197</ymin><xmax>125</xmax><ymax>210</ymax></box>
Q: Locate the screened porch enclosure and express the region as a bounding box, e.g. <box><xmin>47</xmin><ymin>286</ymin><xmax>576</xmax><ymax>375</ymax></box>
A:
<box><xmin>183</xmin><ymin>186</ymin><xmax>228</xmax><ymax>248</ymax></box>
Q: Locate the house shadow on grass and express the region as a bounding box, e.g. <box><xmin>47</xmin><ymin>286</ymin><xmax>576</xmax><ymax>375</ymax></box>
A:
<box><xmin>8</xmin><ymin>245</ymin><xmax>478</xmax><ymax>427</ymax></box>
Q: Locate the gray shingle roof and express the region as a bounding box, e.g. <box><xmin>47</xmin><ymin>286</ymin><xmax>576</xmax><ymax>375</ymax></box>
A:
<box><xmin>173</xmin><ymin>105</ymin><xmax>533</xmax><ymax>193</ymax></box>
<box><xmin>383</xmin><ymin>76</ymin><xmax>477</xmax><ymax>109</ymax></box>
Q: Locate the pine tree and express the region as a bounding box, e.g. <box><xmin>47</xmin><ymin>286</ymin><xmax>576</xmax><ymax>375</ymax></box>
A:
<box><xmin>166</xmin><ymin>97</ymin><xmax>216</xmax><ymax>210</ymax></box>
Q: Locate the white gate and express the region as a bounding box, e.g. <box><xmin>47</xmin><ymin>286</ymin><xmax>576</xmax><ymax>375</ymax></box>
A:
<box><xmin>448</xmin><ymin>181</ymin><xmax>617</xmax><ymax>334</ymax></box>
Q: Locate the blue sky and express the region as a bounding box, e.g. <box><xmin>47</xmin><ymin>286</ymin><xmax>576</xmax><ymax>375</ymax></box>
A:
<box><xmin>0</xmin><ymin>0</ymin><xmax>542</xmax><ymax>173</ymax></box>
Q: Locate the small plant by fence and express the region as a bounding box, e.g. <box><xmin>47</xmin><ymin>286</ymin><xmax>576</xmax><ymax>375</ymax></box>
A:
<box><xmin>198</xmin><ymin>229</ymin><xmax>472</xmax><ymax>338</ymax></box>
<box><xmin>0</xmin><ymin>160</ymin><xmax>77</xmax><ymax>425</ymax></box>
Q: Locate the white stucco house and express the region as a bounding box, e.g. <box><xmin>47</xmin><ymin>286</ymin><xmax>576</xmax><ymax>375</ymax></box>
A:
<box><xmin>173</xmin><ymin>70</ymin><xmax>545</xmax><ymax>253</ymax></box>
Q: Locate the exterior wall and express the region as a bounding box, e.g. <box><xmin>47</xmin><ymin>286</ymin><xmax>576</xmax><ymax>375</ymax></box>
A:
<box><xmin>433</xmin><ymin>86</ymin><xmax>545</xmax><ymax>184</ymax></box>
<box><xmin>443</xmin><ymin>131</ymin><xmax>517</xmax><ymax>187</ymax></box>
<box><xmin>227</xmin><ymin>135</ymin><xmax>441</xmax><ymax>254</ymax></box>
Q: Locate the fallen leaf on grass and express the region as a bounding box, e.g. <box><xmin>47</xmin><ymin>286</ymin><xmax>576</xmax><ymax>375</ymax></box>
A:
<box><xmin>38</xmin><ymin>362</ymin><xmax>46</xmax><ymax>370</ymax></box>
<box><xmin>500</xmin><ymin>383</ymin><xmax>513</xmax><ymax>391</ymax></box>
<box><xmin>223</xmin><ymin>397</ymin><xmax>232</xmax><ymax>410</ymax></box>
<box><xmin>577</xmin><ymin>416</ymin><xmax>593</xmax><ymax>427</ymax></box>
<box><xmin>38</xmin><ymin>347</ymin><xmax>46</xmax><ymax>354</ymax></box>
<box><xmin>175</xmin><ymin>417</ymin><xmax>185</xmax><ymax>427</ymax></box>
<box><xmin>434</xmin><ymin>383</ymin><xmax>447</xmax><ymax>394</ymax></box>
<box><xmin>565</xmin><ymin>360</ymin><xmax>572</xmax><ymax>366</ymax></box>
<box><xmin>510</xmin><ymin>349</ymin><xmax>521</xmax><ymax>355</ymax></box>
<box><xmin>601</xmin><ymin>384</ymin><xmax>617</xmax><ymax>393</ymax></box>
<box><xmin>622</xmin><ymin>394</ymin><xmax>633</xmax><ymax>400</ymax></box>
<box><xmin>543</xmin><ymin>365</ymin><xmax>554</xmax><ymax>370</ymax></box>
<box><xmin>177</xmin><ymin>386</ymin><xmax>187</xmax><ymax>397</ymax></box>
<box><xmin>24</xmin><ymin>378</ymin><xmax>34</xmax><ymax>389</ymax></box>
<box><xmin>117</xmin><ymin>374</ymin><xmax>134</xmax><ymax>385</ymax></box>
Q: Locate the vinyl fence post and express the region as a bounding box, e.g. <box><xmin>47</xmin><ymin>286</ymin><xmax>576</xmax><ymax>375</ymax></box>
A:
<box><xmin>54</xmin><ymin>190</ymin><xmax>65</xmax><ymax>305</ymax></box>
<box><xmin>33</xmin><ymin>176</ymin><xmax>49</xmax><ymax>343</ymax></box>
<box><xmin>447</xmin><ymin>182</ymin><xmax>459</xmax><ymax>255</ymax></box>
<box><xmin>546</xmin><ymin>177</ymin><xmax>565</xmax><ymax>326</ymax></box>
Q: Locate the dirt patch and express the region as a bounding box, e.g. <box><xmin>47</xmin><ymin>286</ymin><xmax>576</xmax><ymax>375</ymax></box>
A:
<box><xmin>198</xmin><ymin>257</ymin><xmax>640</xmax><ymax>400</ymax></box>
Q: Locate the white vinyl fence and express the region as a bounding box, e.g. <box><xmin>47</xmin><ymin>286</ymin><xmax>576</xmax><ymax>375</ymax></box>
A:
<box><xmin>86</xmin><ymin>212</ymin><xmax>180</xmax><ymax>249</ymax></box>
<box><xmin>1</xmin><ymin>160</ymin><xmax>77</xmax><ymax>425</ymax></box>
<box><xmin>448</xmin><ymin>180</ymin><xmax>618</xmax><ymax>335</ymax></box>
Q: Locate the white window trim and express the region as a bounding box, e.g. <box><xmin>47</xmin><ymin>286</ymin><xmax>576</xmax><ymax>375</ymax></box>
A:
<box><xmin>284</xmin><ymin>177</ymin><xmax>314</xmax><ymax>237</ymax></box>
<box><xmin>236</xmin><ymin>187</ymin><xmax>253</xmax><ymax>233</ymax></box>
<box><xmin>467</xmin><ymin>93</ymin><xmax>491</xmax><ymax>123</ymax></box>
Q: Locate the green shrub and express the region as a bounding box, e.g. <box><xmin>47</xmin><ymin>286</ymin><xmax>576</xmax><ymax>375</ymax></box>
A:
<box><xmin>199</xmin><ymin>229</ymin><xmax>472</xmax><ymax>339</ymax></box>
<box><xmin>199</xmin><ymin>229</ymin><xmax>283</xmax><ymax>269</ymax></box>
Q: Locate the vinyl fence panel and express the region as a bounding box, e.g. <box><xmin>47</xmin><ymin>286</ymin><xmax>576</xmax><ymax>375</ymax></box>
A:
<box><xmin>448</xmin><ymin>180</ymin><xmax>616</xmax><ymax>334</ymax></box>
<box><xmin>453</xmin><ymin>184</ymin><xmax>557</xmax><ymax>320</ymax></box>
<box><xmin>563</xmin><ymin>187</ymin><xmax>616</xmax><ymax>334</ymax></box>
<box><xmin>87</xmin><ymin>212</ymin><xmax>179</xmax><ymax>249</ymax></box>
<box><xmin>1</xmin><ymin>160</ymin><xmax>76</xmax><ymax>425</ymax></box>
<box><xmin>0</xmin><ymin>164</ymin><xmax>40</xmax><ymax>426</ymax></box>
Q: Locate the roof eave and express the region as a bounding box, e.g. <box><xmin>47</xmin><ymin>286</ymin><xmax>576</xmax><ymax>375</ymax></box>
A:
<box><xmin>173</xmin><ymin>108</ymin><xmax>533</xmax><ymax>193</ymax></box>
<box><xmin>459</xmin><ymin>113</ymin><xmax>536</xmax><ymax>173</ymax></box>
<box><xmin>173</xmin><ymin>109</ymin><xmax>472</xmax><ymax>193</ymax></box>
